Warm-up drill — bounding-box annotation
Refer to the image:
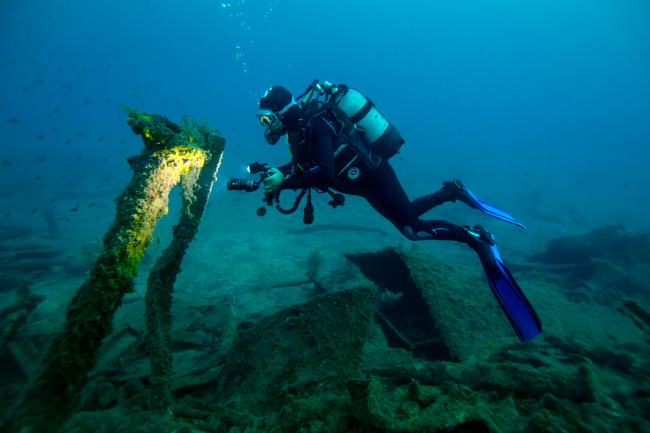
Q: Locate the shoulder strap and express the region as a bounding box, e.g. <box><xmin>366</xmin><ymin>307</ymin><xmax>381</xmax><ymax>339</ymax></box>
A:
<box><xmin>328</xmin><ymin>103</ymin><xmax>356</xmax><ymax>137</ymax></box>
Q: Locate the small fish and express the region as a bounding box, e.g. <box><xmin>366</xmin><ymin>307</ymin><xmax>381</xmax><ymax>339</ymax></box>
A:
<box><xmin>70</xmin><ymin>205</ymin><xmax>79</xmax><ymax>211</ymax></box>
<box><xmin>5</xmin><ymin>212</ymin><xmax>9</xmax><ymax>218</ymax></box>
<box><xmin>1</xmin><ymin>160</ymin><xmax>11</xmax><ymax>166</ymax></box>
<box><xmin>103</xmin><ymin>157</ymin><xmax>108</xmax><ymax>162</ymax></box>
<box><xmin>120</xmin><ymin>140</ymin><xmax>126</xmax><ymax>144</ymax></box>
<box><xmin>63</xmin><ymin>218</ymin><xmax>71</xmax><ymax>222</ymax></box>
<box><xmin>31</xmin><ymin>209</ymin><xmax>37</xmax><ymax>214</ymax></box>
<box><xmin>95</xmin><ymin>185</ymin><xmax>101</xmax><ymax>189</ymax></box>
<box><xmin>77</xmin><ymin>155</ymin><xmax>82</xmax><ymax>159</ymax></box>
<box><xmin>34</xmin><ymin>175</ymin><xmax>41</xmax><ymax>180</ymax></box>
<box><xmin>60</xmin><ymin>176</ymin><xmax>65</xmax><ymax>180</ymax></box>
<box><xmin>37</xmin><ymin>135</ymin><xmax>44</xmax><ymax>140</ymax></box>
<box><xmin>549</xmin><ymin>155</ymin><xmax>553</xmax><ymax>159</ymax></box>
<box><xmin>520</xmin><ymin>77</ymin><xmax>525</xmax><ymax>83</ymax></box>
<box><xmin>66</xmin><ymin>139</ymin><xmax>71</xmax><ymax>144</ymax></box>
<box><xmin>88</xmin><ymin>202</ymin><xmax>94</xmax><ymax>209</ymax></box>
<box><xmin>104</xmin><ymin>177</ymin><xmax>109</xmax><ymax>181</ymax></box>
<box><xmin>623</xmin><ymin>183</ymin><xmax>629</xmax><ymax>187</ymax></box>
<box><xmin>51</xmin><ymin>126</ymin><xmax>56</xmax><ymax>132</ymax></box>
<box><xmin>105</xmin><ymin>98</ymin><xmax>111</xmax><ymax>104</ymax></box>
<box><xmin>36</xmin><ymin>156</ymin><xmax>46</xmax><ymax>162</ymax></box>
<box><xmin>54</xmin><ymin>107</ymin><xmax>60</xmax><ymax>112</ymax></box>
<box><xmin>98</xmin><ymin>136</ymin><xmax>104</xmax><ymax>142</ymax></box>
<box><xmin>526</xmin><ymin>174</ymin><xmax>530</xmax><ymax>177</ymax></box>
<box><xmin>77</xmin><ymin>133</ymin><xmax>85</xmax><ymax>136</ymax></box>
<box><xmin>7</xmin><ymin>118</ymin><xmax>19</xmax><ymax>124</ymax></box>
<box><xmin>50</xmin><ymin>198</ymin><xmax>56</xmax><ymax>203</ymax></box>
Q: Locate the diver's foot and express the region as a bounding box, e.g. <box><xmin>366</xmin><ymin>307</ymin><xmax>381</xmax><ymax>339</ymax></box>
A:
<box><xmin>442</xmin><ymin>179</ymin><xmax>479</xmax><ymax>209</ymax></box>
<box><xmin>463</xmin><ymin>224</ymin><xmax>498</xmax><ymax>275</ymax></box>
<box><xmin>471</xmin><ymin>224</ymin><xmax>496</xmax><ymax>246</ymax></box>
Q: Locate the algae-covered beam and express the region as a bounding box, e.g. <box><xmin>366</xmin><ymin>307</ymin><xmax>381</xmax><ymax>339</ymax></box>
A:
<box><xmin>9</xmin><ymin>107</ymin><xmax>225</xmax><ymax>432</ymax></box>
<box><xmin>145</xmin><ymin>118</ymin><xmax>224</xmax><ymax>413</ymax></box>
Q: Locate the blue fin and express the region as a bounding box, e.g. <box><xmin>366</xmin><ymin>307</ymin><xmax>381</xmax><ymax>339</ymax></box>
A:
<box><xmin>463</xmin><ymin>186</ymin><xmax>527</xmax><ymax>229</ymax></box>
<box><xmin>487</xmin><ymin>244</ymin><xmax>542</xmax><ymax>342</ymax></box>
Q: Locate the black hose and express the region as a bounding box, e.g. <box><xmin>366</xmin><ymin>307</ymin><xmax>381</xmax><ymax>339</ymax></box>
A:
<box><xmin>276</xmin><ymin>189</ymin><xmax>307</xmax><ymax>215</ymax></box>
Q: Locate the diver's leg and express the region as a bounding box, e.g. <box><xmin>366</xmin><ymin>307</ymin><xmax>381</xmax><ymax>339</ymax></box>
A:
<box><xmin>402</xmin><ymin>219</ymin><xmax>497</xmax><ymax>274</ymax></box>
<box><xmin>359</xmin><ymin>159</ymin><xmax>420</xmax><ymax>228</ymax></box>
<box><xmin>361</xmin><ymin>163</ymin><xmax>540</xmax><ymax>340</ymax></box>
<box><xmin>360</xmin><ymin>162</ymin><xmax>496</xmax><ymax>273</ymax></box>
<box><xmin>411</xmin><ymin>180</ymin><xmax>478</xmax><ymax>217</ymax></box>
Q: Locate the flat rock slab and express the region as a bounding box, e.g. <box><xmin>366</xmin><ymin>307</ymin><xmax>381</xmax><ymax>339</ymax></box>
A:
<box><xmin>525</xmin><ymin>226</ymin><xmax>650</xmax><ymax>304</ymax></box>
<box><xmin>209</xmin><ymin>285</ymin><xmax>375</xmax><ymax>415</ymax></box>
<box><xmin>347</xmin><ymin>246</ymin><xmax>514</xmax><ymax>362</ymax></box>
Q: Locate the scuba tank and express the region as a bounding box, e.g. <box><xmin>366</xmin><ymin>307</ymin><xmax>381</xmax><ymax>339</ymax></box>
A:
<box><xmin>327</xmin><ymin>84</ymin><xmax>404</xmax><ymax>159</ymax></box>
<box><xmin>294</xmin><ymin>81</ymin><xmax>381</xmax><ymax>176</ymax></box>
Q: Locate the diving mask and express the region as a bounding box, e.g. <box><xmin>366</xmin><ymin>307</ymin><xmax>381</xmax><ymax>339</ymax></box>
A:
<box><xmin>257</xmin><ymin>99</ymin><xmax>296</xmax><ymax>145</ymax></box>
<box><xmin>257</xmin><ymin>96</ymin><xmax>296</xmax><ymax>129</ymax></box>
<box><xmin>256</xmin><ymin>109</ymin><xmax>280</xmax><ymax>129</ymax></box>
<box><xmin>257</xmin><ymin>109</ymin><xmax>283</xmax><ymax>144</ymax></box>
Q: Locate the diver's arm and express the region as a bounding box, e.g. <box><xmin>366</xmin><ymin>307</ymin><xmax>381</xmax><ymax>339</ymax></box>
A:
<box><xmin>277</xmin><ymin>162</ymin><xmax>293</xmax><ymax>175</ymax></box>
<box><xmin>280</xmin><ymin>135</ymin><xmax>335</xmax><ymax>190</ymax></box>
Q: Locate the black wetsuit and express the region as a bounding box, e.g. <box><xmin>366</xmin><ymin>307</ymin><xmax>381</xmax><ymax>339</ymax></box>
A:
<box><xmin>277</xmin><ymin>113</ymin><xmax>491</xmax><ymax>266</ymax></box>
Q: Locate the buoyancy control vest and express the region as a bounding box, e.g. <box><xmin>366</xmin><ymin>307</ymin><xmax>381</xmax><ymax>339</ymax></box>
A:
<box><xmin>288</xmin><ymin>102</ymin><xmax>380</xmax><ymax>185</ymax></box>
<box><xmin>287</xmin><ymin>81</ymin><xmax>403</xmax><ymax>185</ymax></box>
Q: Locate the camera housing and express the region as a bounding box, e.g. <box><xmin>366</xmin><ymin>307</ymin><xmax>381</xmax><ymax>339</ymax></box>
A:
<box><xmin>226</xmin><ymin>178</ymin><xmax>259</xmax><ymax>192</ymax></box>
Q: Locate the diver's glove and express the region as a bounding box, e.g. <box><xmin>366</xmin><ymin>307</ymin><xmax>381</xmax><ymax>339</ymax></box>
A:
<box><xmin>263</xmin><ymin>167</ymin><xmax>283</xmax><ymax>192</ymax></box>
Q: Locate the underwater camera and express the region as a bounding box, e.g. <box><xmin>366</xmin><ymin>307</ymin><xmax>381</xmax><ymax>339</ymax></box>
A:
<box><xmin>226</xmin><ymin>178</ymin><xmax>259</xmax><ymax>192</ymax></box>
<box><xmin>226</xmin><ymin>161</ymin><xmax>277</xmax><ymax>214</ymax></box>
<box><xmin>226</xmin><ymin>160</ymin><xmax>341</xmax><ymax>224</ymax></box>
<box><xmin>226</xmin><ymin>161</ymin><xmax>269</xmax><ymax>192</ymax></box>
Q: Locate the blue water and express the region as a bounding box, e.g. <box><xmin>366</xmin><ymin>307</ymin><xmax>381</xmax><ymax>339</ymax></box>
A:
<box><xmin>1</xmin><ymin>0</ymin><xmax>648</xmax><ymax>232</ymax></box>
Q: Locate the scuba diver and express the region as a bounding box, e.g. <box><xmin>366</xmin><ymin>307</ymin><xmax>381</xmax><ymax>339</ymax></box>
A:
<box><xmin>252</xmin><ymin>81</ymin><xmax>542</xmax><ymax>342</ymax></box>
